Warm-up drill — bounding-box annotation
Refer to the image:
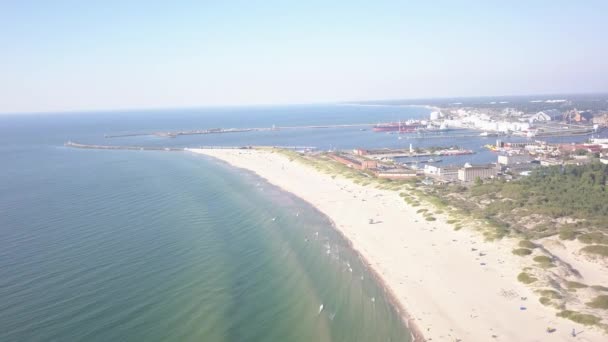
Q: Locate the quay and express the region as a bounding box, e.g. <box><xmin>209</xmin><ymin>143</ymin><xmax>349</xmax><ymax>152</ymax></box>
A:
<box><xmin>357</xmin><ymin>148</ymin><xmax>474</xmax><ymax>159</ymax></box>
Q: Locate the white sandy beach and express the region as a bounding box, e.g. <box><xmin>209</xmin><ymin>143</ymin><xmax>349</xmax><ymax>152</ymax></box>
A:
<box><xmin>189</xmin><ymin>148</ymin><xmax>605</xmax><ymax>342</ymax></box>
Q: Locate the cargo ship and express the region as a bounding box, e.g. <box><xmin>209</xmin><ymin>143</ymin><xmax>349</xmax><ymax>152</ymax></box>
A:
<box><xmin>372</xmin><ymin>121</ymin><xmax>421</xmax><ymax>133</ymax></box>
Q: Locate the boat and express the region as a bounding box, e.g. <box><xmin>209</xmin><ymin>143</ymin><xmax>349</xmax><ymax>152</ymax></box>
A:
<box><xmin>484</xmin><ymin>144</ymin><xmax>498</xmax><ymax>152</ymax></box>
<box><xmin>372</xmin><ymin>120</ymin><xmax>421</xmax><ymax>133</ymax></box>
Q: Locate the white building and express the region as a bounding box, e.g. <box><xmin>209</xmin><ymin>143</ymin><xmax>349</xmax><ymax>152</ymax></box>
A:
<box><xmin>497</xmin><ymin>154</ymin><xmax>533</xmax><ymax>166</ymax></box>
<box><xmin>457</xmin><ymin>163</ymin><xmax>498</xmax><ymax>182</ymax></box>
<box><xmin>424</xmin><ymin>164</ymin><xmax>460</xmax><ymax>181</ymax></box>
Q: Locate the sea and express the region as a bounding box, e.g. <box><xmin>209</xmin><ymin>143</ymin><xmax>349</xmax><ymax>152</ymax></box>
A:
<box><xmin>0</xmin><ymin>104</ymin><xmax>600</xmax><ymax>341</ymax></box>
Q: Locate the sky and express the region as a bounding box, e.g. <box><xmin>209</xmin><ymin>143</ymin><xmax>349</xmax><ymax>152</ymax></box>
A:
<box><xmin>1</xmin><ymin>0</ymin><xmax>607</xmax><ymax>113</ymax></box>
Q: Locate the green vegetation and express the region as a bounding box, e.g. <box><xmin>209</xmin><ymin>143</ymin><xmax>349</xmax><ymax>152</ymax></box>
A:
<box><xmin>558</xmin><ymin>228</ymin><xmax>578</xmax><ymax>240</ymax></box>
<box><xmin>517</xmin><ymin>272</ymin><xmax>537</xmax><ymax>284</ymax></box>
<box><xmin>425</xmin><ymin>216</ymin><xmax>436</xmax><ymax>221</ymax></box>
<box><xmin>591</xmin><ymin>285</ymin><xmax>608</xmax><ymax>292</ymax></box>
<box><xmin>518</xmin><ymin>240</ymin><xmax>537</xmax><ymax>249</ymax></box>
<box><xmin>565</xmin><ymin>281</ymin><xmax>588</xmax><ymax>290</ymax></box>
<box><xmin>539</xmin><ymin>289</ymin><xmax>562</xmax><ymax>299</ymax></box>
<box><xmin>533</xmin><ymin>255</ymin><xmax>552</xmax><ymax>263</ymax></box>
<box><xmin>446</xmin><ymin>219</ymin><xmax>458</xmax><ymax>224</ymax></box>
<box><xmin>586</xmin><ymin>295</ymin><xmax>608</xmax><ymax>310</ymax></box>
<box><xmin>539</xmin><ymin>297</ymin><xmax>551</xmax><ymax>305</ymax></box>
<box><xmin>581</xmin><ymin>245</ymin><xmax>608</xmax><ymax>257</ymax></box>
<box><xmin>416</xmin><ymin>208</ymin><xmax>428</xmax><ymax>213</ymax></box>
<box><xmin>578</xmin><ymin>232</ymin><xmax>608</xmax><ymax>244</ymax></box>
<box><xmin>453</xmin><ymin>224</ymin><xmax>463</xmax><ymax>231</ymax></box>
<box><xmin>533</xmin><ymin>255</ymin><xmax>555</xmax><ymax>268</ymax></box>
<box><xmin>512</xmin><ymin>248</ymin><xmax>532</xmax><ymax>256</ymax></box>
<box><xmin>557</xmin><ymin>310</ymin><xmax>601</xmax><ymax>325</ymax></box>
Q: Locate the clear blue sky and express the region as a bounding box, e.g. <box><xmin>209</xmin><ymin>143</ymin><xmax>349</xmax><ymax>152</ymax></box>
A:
<box><xmin>1</xmin><ymin>0</ymin><xmax>607</xmax><ymax>113</ymax></box>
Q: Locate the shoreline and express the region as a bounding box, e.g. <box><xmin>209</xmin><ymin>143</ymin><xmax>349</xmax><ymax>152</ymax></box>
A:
<box><xmin>188</xmin><ymin>148</ymin><xmax>606</xmax><ymax>342</ymax></box>
<box><xmin>202</xmin><ymin>151</ymin><xmax>425</xmax><ymax>341</ymax></box>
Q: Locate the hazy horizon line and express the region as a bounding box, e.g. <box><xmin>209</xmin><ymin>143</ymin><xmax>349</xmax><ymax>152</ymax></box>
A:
<box><xmin>2</xmin><ymin>90</ymin><xmax>607</xmax><ymax>116</ymax></box>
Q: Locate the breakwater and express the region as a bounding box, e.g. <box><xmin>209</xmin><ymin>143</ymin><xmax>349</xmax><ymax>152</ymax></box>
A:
<box><xmin>65</xmin><ymin>141</ymin><xmax>316</xmax><ymax>152</ymax></box>
<box><xmin>65</xmin><ymin>141</ymin><xmax>187</xmax><ymax>151</ymax></box>
<box><xmin>103</xmin><ymin>123</ymin><xmax>377</xmax><ymax>139</ymax></box>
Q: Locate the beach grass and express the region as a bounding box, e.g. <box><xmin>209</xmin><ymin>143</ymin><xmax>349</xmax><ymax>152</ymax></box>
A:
<box><xmin>518</xmin><ymin>240</ymin><xmax>537</xmax><ymax>249</ymax></box>
<box><xmin>557</xmin><ymin>310</ymin><xmax>601</xmax><ymax>326</ymax></box>
<box><xmin>558</xmin><ymin>228</ymin><xmax>578</xmax><ymax>241</ymax></box>
<box><xmin>539</xmin><ymin>289</ymin><xmax>562</xmax><ymax>299</ymax></box>
<box><xmin>591</xmin><ymin>285</ymin><xmax>608</xmax><ymax>292</ymax></box>
<box><xmin>578</xmin><ymin>232</ymin><xmax>608</xmax><ymax>245</ymax></box>
<box><xmin>565</xmin><ymin>281</ymin><xmax>588</xmax><ymax>290</ymax></box>
<box><xmin>580</xmin><ymin>245</ymin><xmax>608</xmax><ymax>257</ymax></box>
<box><xmin>512</xmin><ymin>248</ymin><xmax>532</xmax><ymax>256</ymax></box>
<box><xmin>517</xmin><ymin>272</ymin><xmax>537</xmax><ymax>284</ymax></box>
<box><xmin>586</xmin><ymin>295</ymin><xmax>608</xmax><ymax>310</ymax></box>
<box><xmin>533</xmin><ymin>255</ymin><xmax>554</xmax><ymax>268</ymax></box>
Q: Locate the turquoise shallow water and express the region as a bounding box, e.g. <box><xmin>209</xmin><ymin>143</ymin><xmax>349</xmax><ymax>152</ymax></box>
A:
<box><xmin>0</xmin><ymin>107</ymin><xmax>414</xmax><ymax>341</ymax></box>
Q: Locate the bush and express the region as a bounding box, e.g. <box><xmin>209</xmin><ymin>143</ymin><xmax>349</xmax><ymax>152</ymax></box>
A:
<box><xmin>512</xmin><ymin>248</ymin><xmax>532</xmax><ymax>256</ymax></box>
<box><xmin>578</xmin><ymin>232</ymin><xmax>608</xmax><ymax>245</ymax></box>
<box><xmin>446</xmin><ymin>219</ymin><xmax>458</xmax><ymax>224</ymax></box>
<box><xmin>454</xmin><ymin>225</ymin><xmax>463</xmax><ymax>231</ymax></box>
<box><xmin>586</xmin><ymin>295</ymin><xmax>608</xmax><ymax>309</ymax></box>
<box><xmin>518</xmin><ymin>240</ymin><xmax>537</xmax><ymax>249</ymax></box>
<box><xmin>565</xmin><ymin>281</ymin><xmax>588</xmax><ymax>290</ymax></box>
<box><xmin>591</xmin><ymin>285</ymin><xmax>608</xmax><ymax>292</ymax></box>
<box><xmin>540</xmin><ymin>289</ymin><xmax>562</xmax><ymax>299</ymax></box>
<box><xmin>416</xmin><ymin>208</ymin><xmax>428</xmax><ymax>213</ymax></box>
<box><xmin>539</xmin><ymin>297</ymin><xmax>551</xmax><ymax>305</ymax></box>
<box><xmin>425</xmin><ymin>216</ymin><xmax>436</xmax><ymax>221</ymax></box>
<box><xmin>518</xmin><ymin>272</ymin><xmax>537</xmax><ymax>284</ymax></box>
<box><xmin>581</xmin><ymin>245</ymin><xmax>608</xmax><ymax>257</ymax></box>
<box><xmin>557</xmin><ymin>310</ymin><xmax>601</xmax><ymax>325</ymax></box>
<box><xmin>558</xmin><ymin>229</ymin><xmax>577</xmax><ymax>241</ymax></box>
<box><xmin>533</xmin><ymin>255</ymin><xmax>554</xmax><ymax>268</ymax></box>
<box><xmin>533</xmin><ymin>255</ymin><xmax>552</xmax><ymax>263</ymax></box>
